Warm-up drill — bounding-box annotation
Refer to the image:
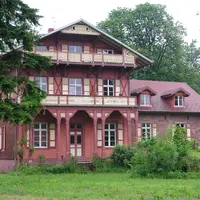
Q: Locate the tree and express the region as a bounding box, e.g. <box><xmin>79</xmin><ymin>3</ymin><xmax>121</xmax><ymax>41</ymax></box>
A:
<box><xmin>0</xmin><ymin>0</ymin><xmax>52</xmax><ymax>124</ymax></box>
<box><xmin>97</xmin><ymin>3</ymin><xmax>200</xmax><ymax>93</ymax></box>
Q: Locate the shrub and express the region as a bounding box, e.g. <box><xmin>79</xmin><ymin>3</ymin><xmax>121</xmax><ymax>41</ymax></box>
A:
<box><xmin>38</xmin><ymin>154</ymin><xmax>46</xmax><ymax>166</ymax></box>
<box><xmin>131</xmin><ymin>126</ymin><xmax>199</xmax><ymax>178</ymax></box>
<box><xmin>110</xmin><ymin>145</ymin><xmax>135</xmax><ymax>168</ymax></box>
<box><xmin>132</xmin><ymin>139</ymin><xmax>179</xmax><ymax>177</ymax></box>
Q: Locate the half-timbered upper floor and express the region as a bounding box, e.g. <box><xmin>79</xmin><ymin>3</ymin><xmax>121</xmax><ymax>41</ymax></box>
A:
<box><xmin>12</xmin><ymin>19</ymin><xmax>153</xmax><ymax>108</ymax></box>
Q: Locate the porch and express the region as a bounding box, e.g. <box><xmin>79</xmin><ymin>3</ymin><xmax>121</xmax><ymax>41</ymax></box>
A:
<box><xmin>18</xmin><ymin>109</ymin><xmax>137</xmax><ymax>163</ymax></box>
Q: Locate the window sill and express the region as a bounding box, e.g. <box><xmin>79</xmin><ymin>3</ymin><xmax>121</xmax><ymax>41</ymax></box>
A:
<box><xmin>174</xmin><ymin>106</ymin><xmax>184</xmax><ymax>108</ymax></box>
<box><xmin>140</xmin><ymin>105</ymin><xmax>152</xmax><ymax>107</ymax></box>
<box><xmin>33</xmin><ymin>147</ymin><xmax>48</xmax><ymax>149</ymax></box>
<box><xmin>104</xmin><ymin>146</ymin><xmax>115</xmax><ymax>148</ymax></box>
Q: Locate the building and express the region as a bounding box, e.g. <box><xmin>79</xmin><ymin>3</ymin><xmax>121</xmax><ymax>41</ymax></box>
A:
<box><xmin>1</xmin><ymin>19</ymin><xmax>200</xmax><ymax>171</ymax></box>
<box><xmin>130</xmin><ymin>80</ymin><xmax>200</xmax><ymax>142</ymax></box>
<box><xmin>0</xmin><ymin>19</ymin><xmax>152</xmax><ymax>169</ymax></box>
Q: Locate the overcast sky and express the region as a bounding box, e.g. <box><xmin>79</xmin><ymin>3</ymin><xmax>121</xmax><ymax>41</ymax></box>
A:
<box><xmin>23</xmin><ymin>0</ymin><xmax>200</xmax><ymax>45</ymax></box>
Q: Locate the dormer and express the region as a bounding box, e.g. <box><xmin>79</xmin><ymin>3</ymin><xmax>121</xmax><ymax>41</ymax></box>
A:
<box><xmin>131</xmin><ymin>86</ymin><xmax>157</xmax><ymax>107</ymax></box>
<box><xmin>161</xmin><ymin>87</ymin><xmax>190</xmax><ymax>108</ymax></box>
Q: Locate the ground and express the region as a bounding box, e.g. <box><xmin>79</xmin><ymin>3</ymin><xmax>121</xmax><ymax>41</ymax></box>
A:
<box><xmin>0</xmin><ymin>173</ymin><xmax>200</xmax><ymax>199</ymax></box>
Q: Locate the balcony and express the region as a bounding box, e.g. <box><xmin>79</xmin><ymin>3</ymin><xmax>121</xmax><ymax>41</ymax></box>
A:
<box><xmin>35</xmin><ymin>51</ymin><xmax>135</xmax><ymax>66</ymax></box>
<box><xmin>41</xmin><ymin>95</ymin><xmax>136</xmax><ymax>107</ymax></box>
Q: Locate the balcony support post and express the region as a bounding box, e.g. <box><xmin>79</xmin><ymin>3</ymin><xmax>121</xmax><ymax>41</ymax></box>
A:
<box><xmin>56</xmin><ymin>111</ymin><xmax>61</xmax><ymax>160</ymax></box>
<box><xmin>93</xmin><ymin>111</ymin><xmax>97</xmax><ymax>155</ymax></box>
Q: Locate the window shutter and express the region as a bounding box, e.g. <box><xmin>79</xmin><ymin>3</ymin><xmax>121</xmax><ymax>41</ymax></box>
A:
<box><xmin>48</xmin><ymin>77</ymin><xmax>54</xmax><ymax>94</ymax></box>
<box><xmin>62</xmin><ymin>78</ymin><xmax>68</xmax><ymax>95</ymax></box>
<box><xmin>98</xmin><ymin>79</ymin><xmax>103</xmax><ymax>96</ymax></box>
<box><xmin>152</xmin><ymin>124</ymin><xmax>157</xmax><ymax>137</ymax></box>
<box><xmin>97</xmin><ymin>123</ymin><xmax>102</xmax><ymax>147</ymax></box>
<box><xmin>118</xmin><ymin>124</ymin><xmax>123</xmax><ymax>145</ymax></box>
<box><xmin>29</xmin><ymin>76</ymin><xmax>34</xmax><ymax>81</ymax></box>
<box><xmin>84</xmin><ymin>79</ymin><xmax>89</xmax><ymax>95</ymax></box>
<box><xmin>137</xmin><ymin>123</ymin><xmax>142</xmax><ymax>141</ymax></box>
<box><xmin>186</xmin><ymin>124</ymin><xmax>191</xmax><ymax>141</ymax></box>
<box><xmin>49</xmin><ymin>123</ymin><xmax>56</xmax><ymax>147</ymax></box>
<box><xmin>115</xmin><ymin>80</ymin><xmax>120</xmax><ymax>96</ymax></box>
<box><xmin>62</xmin><ymin>44</ymin><xmax>68</xmax><ymax>52</ymax></box>
<box><xmin>26</xmin><ymin>125</ymin><xmax>30</xmax><ymax>147</ymax></box>
<box><xmin>84</xmin><ymin>46</ymin><xmax>90</xmax><ymax>53</ymax></box>
<box><xmin>0</xmin><ymin>125</ymin><xmax>5</xmax><ymax>151</ymax></box>
<box><xmin>49</xmin><ymin>46</ymin><xmax>54</xmax><ymax>51</ymax></box>
<box><xmin>97</xmin><ymin>49</ymin><xmax>102</xmax><ymax>54</ymax></box>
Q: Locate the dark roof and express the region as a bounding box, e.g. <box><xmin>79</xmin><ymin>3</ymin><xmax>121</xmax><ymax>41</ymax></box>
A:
<box><xmin>131</xmin><ymin>86</ymin><xmax>157</xmax><ymax>96</ymax></box>
<box><xmin>130</xmin><ymin>80</ymin><xmax>200</xmax><ymax>112</ymax></box>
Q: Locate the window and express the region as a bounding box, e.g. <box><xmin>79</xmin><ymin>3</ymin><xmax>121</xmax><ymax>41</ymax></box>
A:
<box><xmin>175</xmin><ymin>95</ymin><xmax>183</xmax><ymax>107</ymax></box>
<box><xmin>69</xmin><ymin>45</ymin><xmax>82</xmax><ymax>53</ymax></box>
<box><xmin>105</xmin><ymin>123</ymin><xmax>116</xmax><ymax>147</ymax></box>
<box><xmin>34</xmin><ymin>123</ymin><xmax>48</xmax><ymax>148</ymax></box>
<box><xmin>35</xmin><ymin>77</ymin><xmax>47</xmax><ymax>92</ymax></box>
<box><xmin>176</xmin><ymin>123</ymin><xmax>185</xmax><ymax>128</ymax></box>
<box><xmin>103</xmin><ymin>79</ymin><xmax>114</xmax><ymax>96</ymax></box>
<box><xmin>140</xmin><ymin>94</ymin><xmax>150</xmax><ymax>106</ymax></box>
<box><xmin>142</xmin><ymin>123</ymin><xmax>151</xmax><ymax>140</ymax></box>
<box><xmin>69</xmin><ymin>78</ymin><xmax>82</xmax><ymax>95</ymax></box>
<box><xmin>103</xmin><ymin>49</ymin><xmax>113</xmax><ymax>54</ymax></box>
<box><xmin>35</xmin><ymin>46</ymin><xmax>48</xmax><ymax>51</ymax></box>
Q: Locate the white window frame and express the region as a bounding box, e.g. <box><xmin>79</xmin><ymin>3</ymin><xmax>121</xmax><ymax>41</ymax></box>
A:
<box><xmin>69</xmin><ymin>78</ymin><xmax>82</xmax><ymax>95</ymax></box>
<box><xmin>35</xmin><ymin>46</ymin><xmax>48</xmax><ymax>51</ymax></box>
<box><xmin>34</xmin><ymin>122</ymin><xmax>48</xmax><ymax>148</ymax></box>
<box><xmin>105</xmin><ymin>123</ymin><xmax>116</xmax><ymax>147</ymax></box>
<box><xmin>69</xmin><ymin>45</ymin><xmax>82</xmax><ymax>53</ymax></box>
<box><xmin>142</xmin><ymin>123</ymin><xmax>152</xmax><ymax>140</ymax></box>
<box><xmin>140</xmin><ymin>94</ymin><xmax>151</xmax><ymax>106</ymax></box>
<box><xmin>103</xmin><ymin>49</ymin><xmax>113</xmax><ymax>54</ymax></box>
<box><xmin>103</xmin><ymin>79</ymin><xmax>114</xmax><ymax>96</ymax></box>
<box><xmin>176</xmin><ymin>123</ymin><xmax>185</xmax><ymax>128</ymax></box>
<box><xmin>35</xmin><ymin>77</ymin><xmax>47</xmax><ymax>92</ymax></box>
<box><xmin>175</xmin><ymin>95</ymin><xmax>183</xmax><ymax>107</ymax></box>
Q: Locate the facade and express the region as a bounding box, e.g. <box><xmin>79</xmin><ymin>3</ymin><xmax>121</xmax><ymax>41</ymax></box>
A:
<box><xmin>130</xmin><ymin>80</ymin><xmax>200</xmax><ymax>142</ymax></box>
<box><xmin>0</xmin><ymin>19</ymin><xmax>152</xmax><ymax>167</ymax></box>
<box><xmin>1</xmin><ymin>20</ymin><xmax>200</xmax><ymax>171</ymax></box>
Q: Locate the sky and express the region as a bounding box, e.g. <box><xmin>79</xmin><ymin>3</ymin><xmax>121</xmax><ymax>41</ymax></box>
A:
<box><xmin>23</xmin><ymin>0</ymin><xmax>200</xmax><ymax>45</ymax></box>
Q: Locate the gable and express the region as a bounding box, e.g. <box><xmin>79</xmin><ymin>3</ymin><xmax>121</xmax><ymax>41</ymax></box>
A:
<box><xmin>61</xmin><ymin>24</ymin><xmax>100</xmax><ymax>35</ymax></box>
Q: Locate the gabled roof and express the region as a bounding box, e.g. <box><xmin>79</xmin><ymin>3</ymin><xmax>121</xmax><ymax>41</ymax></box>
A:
<box><xmin>130</xmin><ymin>80</ymin><xmax>200</xmax><ymax>112</ymax></box>
<box><xmin>131</xmin><ymin>86</ymin><xmax>157</xmax><ymax>96</ymax></box>
<box><xmin>39</xmin><ymin>18</ymin><xmax>153</xmax><ymax>66</ymax></box>
<box><xmin>161</xmin><ymin>87</ymin><xmax>190</xmax><ymax>98</ymax></box>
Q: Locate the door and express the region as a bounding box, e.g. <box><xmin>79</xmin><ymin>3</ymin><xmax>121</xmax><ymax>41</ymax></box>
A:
<box><xmin>70</xmin><ymin>123</ymin><xmax>82</xmax><ymax>157</ymax></box>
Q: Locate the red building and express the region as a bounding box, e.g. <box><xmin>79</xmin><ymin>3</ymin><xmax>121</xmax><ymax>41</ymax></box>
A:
<box><xmin>130</xmin><ymin>80</ymin><xmax>200</xmax><ymax>142</ymax></box>
<box><xmin>0</xmin><ymin>19</ymin><xmax>200</xmax><ymax>171</ymax></box>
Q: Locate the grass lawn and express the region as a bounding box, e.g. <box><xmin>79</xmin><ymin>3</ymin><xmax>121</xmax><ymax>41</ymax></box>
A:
<box><xmin>0</xmin><ymin>172</ymin><xmax>200</xmax><ymax>200</ymax></box>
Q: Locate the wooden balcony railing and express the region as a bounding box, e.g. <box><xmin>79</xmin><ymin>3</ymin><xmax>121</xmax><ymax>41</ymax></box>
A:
<box><xmin>41</xmin><ymin>95</ymin><xmax>136</xmax><ymax>107</ymax></box>
<box><xmin>35</xmin><ymin>51</ymin><xmax>135</xmax><ymax>65</ymax></box>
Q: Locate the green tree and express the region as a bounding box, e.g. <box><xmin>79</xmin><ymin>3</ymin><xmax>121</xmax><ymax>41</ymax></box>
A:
<box><xmin>0</xmin><ymin>0</ymin><xmax>52</xmax><ymax>124</ymax></box>
<box><xmin>97</xmin><ymin>3</ymin><xmax>200</xmax><ymax>93</ymax></box>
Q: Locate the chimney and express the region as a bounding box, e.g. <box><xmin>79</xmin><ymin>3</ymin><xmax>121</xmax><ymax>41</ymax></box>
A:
<box><xmin>48</xmin><ymin>28</ymin><xmax>54</xmax><ymax>33</ymax></box>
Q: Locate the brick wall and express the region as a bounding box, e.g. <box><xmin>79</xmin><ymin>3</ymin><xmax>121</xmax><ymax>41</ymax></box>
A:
<box><xmin>138</xmin><ymin>112</ymin><xmax>200</xmax><ymax>140</ymax></box>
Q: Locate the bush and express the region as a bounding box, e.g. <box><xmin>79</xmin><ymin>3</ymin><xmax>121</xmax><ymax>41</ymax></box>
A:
<box><xmin>131</xmin><ymin>127</ymin><xmax>198</xmax><ymax>178</ymax></box>
<box><xmin>110</xmin><ymin>145</ymin><xmax>135</xmax><ymax>168</ymax></box>
<box><xmin>132</xmin><ymin>139</ymin><xmax>179</xmax><ymax>177</ymax></box>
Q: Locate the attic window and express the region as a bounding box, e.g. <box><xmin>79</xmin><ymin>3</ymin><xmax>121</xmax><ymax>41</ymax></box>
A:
<box><xmin>140</xmin><ymin>94</ymin><xmax>150</xmax><ymax>106</ymax></box>
<box><xmin>175</xmin><ymin>95</ymin><xmax>183</xmax><ymax>107</ymax></box>
<box><xmin>72</xmin><ymin>26</ymin><xmax>75</xmax><ymax>30</ymax></box>
<box><xmin>86</xmin><ymin>27</ymin><xmax>89</xmax><ymax>31</ymax></box>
